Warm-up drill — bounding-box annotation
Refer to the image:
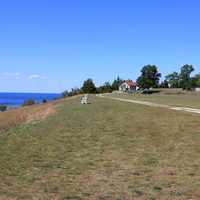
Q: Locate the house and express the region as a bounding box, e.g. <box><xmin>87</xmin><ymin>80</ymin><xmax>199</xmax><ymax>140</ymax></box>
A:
<box><xmin>195</xmin><ymin>88</ymin><xmax>200</xmax><ymax>92</ymax></box>
<box><xmin>119</xmin><ymin>80</ymin><xmax>137</xmax><ymax>92</ymax></box>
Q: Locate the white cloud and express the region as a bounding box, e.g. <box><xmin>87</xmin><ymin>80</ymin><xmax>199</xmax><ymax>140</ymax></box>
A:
<box><xmin>0</xmin><ymin>72</ymin><xmax>48</xmax><ymax>80</ymax></box>
<box><xmin>28</xmin><ymin>74</ymin><xmax>48</xmax><ymax>80</ymax></box>
<box><xmin>0</xmin><ymin>72</ymin><xmax>21</xmax><ymax>79</ymax></box>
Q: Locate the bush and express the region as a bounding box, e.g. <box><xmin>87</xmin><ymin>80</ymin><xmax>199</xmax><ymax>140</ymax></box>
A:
<box><xmin>42</xmin><ymin>99</ymin><xmax>47</xmax><ymax>103</ymax></box>
<box><xmin>141</xmin><ymin>89</ymin><xmax>154</xmax><ymax>94</ymax></box>
<box><xmin>0</xmin><ymin>105</ymin><xmax>7</xmax><ymax>112</ymax></box>
<box><xmin>22</xmin><ymin>99</ymin><xmax>35</xmax><ymax>106</ymax></box>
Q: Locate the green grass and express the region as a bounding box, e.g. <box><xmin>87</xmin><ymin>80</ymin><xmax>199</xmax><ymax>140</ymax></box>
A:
<box><xmin>0</xmin><ymin>95</ymin><xmax>200</xmax><ymax>199</ymax></box>
<box><xmin>108</xmin><ymin>90</ymin><xmax>200</xmax><ymax>108</ymax></box>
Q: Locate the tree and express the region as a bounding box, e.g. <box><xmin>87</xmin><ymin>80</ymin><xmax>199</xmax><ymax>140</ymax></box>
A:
<box><xmin>62</xmin><ymin>90</ymin><xmax>69</xmax><ymax>98</ymax></box>
<box><xmin>137</xmin><ymin>65</ymin><xmax>161</xmax><ymax>89</ymax></box>
<box><xmin>191</xmin><ymin>73</ymin><xmax>200</xmax><ymax>87</ymax></box>
<box><xmin>111</xmin><ymin>76</ymin><xmax>123</xmax><ymax>90</ymax></box>
<box><xmin>160</xmin><ymin>80</ymin><xmax>169</xmax><ymax>88</ymax></box>
<box><xmin>97</xmin><ymin>82</ymin><xmax>112</xmax><ymax>93</ymax></box>
<box><xmin>69</xmin><ymin>87</ymin><xmax>81</xmax><ymax>96</ymax></box>
<box><xmin>62</xmin><ymin>87</ymin><xmax>81</xmax><ymax>97</ymax></box>
<box><xmin>81</xmin><ymin>78</ymin><xmax>96</xmax><ymax>93</ymax></box>
<box><xmin>196</xmin><ymin>74</ymin><xmax>200</xmax><ymax>87</ymax></box>
<box><xmin>179</xmin><ymin>64</ymin><xmax>194</xmax><ymax>90</ymax></box>
<box><xmin>165</xmin><ymin>72</ymin><xmax>179</xmax><ymax>88</ymax></box>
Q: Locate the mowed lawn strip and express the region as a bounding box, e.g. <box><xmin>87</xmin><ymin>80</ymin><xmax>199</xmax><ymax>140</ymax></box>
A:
<box><xmin>0</xmin><ymin>95</ymin><xmax>200</xmax><ymax>199</ymax></box>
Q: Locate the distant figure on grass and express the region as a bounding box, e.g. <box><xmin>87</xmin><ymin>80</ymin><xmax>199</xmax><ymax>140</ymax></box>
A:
<box><xmin>81</xmin><ymin>95</ymin><xmax>88</xmax><ymax>104</ymax></box>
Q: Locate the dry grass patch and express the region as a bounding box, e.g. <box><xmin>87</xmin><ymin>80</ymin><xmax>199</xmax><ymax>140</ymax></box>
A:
<box><xmin>0</xmin><ymin>102</ymin><xmax>56</xmax><ymax>133</ymax></box>
<box><xmin>0</xmin><ymin>96</ymin><xmax>80</xmax><ymax>133</ymax></box>
<box><xmin>25</xmin><ymin>103</ymin><xmax>56</xmax><ymax>123</ymax></box>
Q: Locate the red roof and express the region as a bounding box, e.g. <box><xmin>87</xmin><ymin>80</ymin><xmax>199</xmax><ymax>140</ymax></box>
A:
<box><xmin>124</xmin><ymin>80</ymin><xmax>136</xmax><ymax>87</ymax></box>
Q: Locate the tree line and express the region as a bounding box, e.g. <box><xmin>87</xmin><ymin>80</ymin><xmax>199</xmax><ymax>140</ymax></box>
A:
<box><xmin>62</xmin><ymin>76</ymin><xmax>124</xmax><ymax>97</ymax></box>
<box><xmin>137</xmin><ymin>64</ymin><xmax>200</xmax><ymax>90</ymax></box>
<box><xmin>161</xmin><ymin>64</ymin><xmax>200</xmax><ymax>90</ymax></box>
<box><xmin>63</xmin><ymin>64</ymin><xmax>200</xmax><ymax>98</ymax></box>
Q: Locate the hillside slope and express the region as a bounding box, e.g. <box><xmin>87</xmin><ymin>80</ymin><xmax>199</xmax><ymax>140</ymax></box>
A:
<box><xmin>0</xmin><ymin>95</ymin><xmax>200</xmax><ymax>200</ymax></box>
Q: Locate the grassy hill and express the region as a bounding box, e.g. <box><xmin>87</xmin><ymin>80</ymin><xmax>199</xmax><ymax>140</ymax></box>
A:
<box><xmin>0</xmin><ymin>95</ymin><xmax>200</xmax><ymax>199</ymax></box>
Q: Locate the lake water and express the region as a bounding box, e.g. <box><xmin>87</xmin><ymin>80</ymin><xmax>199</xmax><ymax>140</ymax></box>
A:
<box><xmin>0</xmin><ymin>92</ymin><xmax>61</xmax><ymax>108</ymax></box>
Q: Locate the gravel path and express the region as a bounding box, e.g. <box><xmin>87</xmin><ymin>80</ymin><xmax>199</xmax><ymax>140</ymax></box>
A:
<box><xmin>98</xmin><ymin>94</ymin><xmax>200</xmax><ymax>115</ymax></box>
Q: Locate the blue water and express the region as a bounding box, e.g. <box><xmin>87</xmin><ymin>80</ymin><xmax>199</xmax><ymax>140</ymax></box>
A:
<box><xmin>0</xmin><ymin>92</ymin><xmax>61</xmax><ymax>108</ymax></box>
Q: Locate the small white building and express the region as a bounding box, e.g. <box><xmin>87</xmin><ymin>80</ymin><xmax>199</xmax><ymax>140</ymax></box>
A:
<box><xmin>119</xmin><ymin>80</ymin><xmax>137</xmax><ymax>92</ymax></box>
<box><xmin>195</xmin><ymin>88</ymin><xmax>200</xmax><ymax>92</ymax></box>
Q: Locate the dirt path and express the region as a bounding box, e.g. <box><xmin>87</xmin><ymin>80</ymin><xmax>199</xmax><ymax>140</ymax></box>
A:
<box><xmin>98</xmin><ymin>94</ymin><xmax>200</xmax><ymax>115</ymax></box>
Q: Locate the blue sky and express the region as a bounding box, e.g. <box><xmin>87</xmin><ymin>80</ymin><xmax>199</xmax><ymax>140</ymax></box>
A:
<box><xmin>0</xmin><ymin>0</ymin><xmax>200</xmax><ymax>93</ymax></box>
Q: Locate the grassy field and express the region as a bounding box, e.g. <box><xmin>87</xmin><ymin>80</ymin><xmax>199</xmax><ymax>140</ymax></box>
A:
<box><xmin>0</xmin><ymin>95</ymin><xmax>200</xmax><ymax>199</ymax></box>
<box><xmin>107</xmin><ymin>89</ymin><xmax>200</xmax><ymax>109</ymax></box>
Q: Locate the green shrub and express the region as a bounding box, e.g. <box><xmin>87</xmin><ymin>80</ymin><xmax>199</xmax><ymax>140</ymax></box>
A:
<box><xmin>42</xmin><ymin>99</ymin><xmax>47</xmax><ymax>103</ymax></box>
<box><xmin>0</xmin><ymin>105</ymin><xmax>7</xmax><ymax>112</ymax></box>
<box><xmin>22</xmin><ymin>99</ymin><xmax>35</xmax><ymax>106</ymax></box>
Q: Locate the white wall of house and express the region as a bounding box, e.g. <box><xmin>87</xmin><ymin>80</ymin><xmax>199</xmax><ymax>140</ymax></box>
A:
<box><xmin>119</xmin><ymin>83</ymin><xmax>130</xmax><ymax>91</ymax></box>
<box><xmin>119</xmin><ymin>82</ymin><xmax>136</xmax><ymax>91</ymax></box>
